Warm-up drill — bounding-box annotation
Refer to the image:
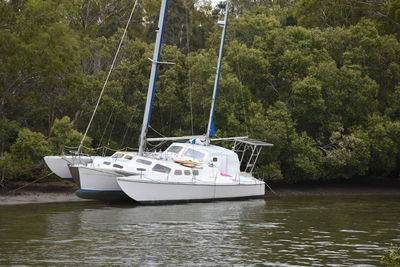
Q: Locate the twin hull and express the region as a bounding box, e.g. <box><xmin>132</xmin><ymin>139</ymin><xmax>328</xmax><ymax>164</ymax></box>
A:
<box><xmin>76</xmin><ymin>167</ymin><xmax>266</xmax><ymax>203</ymax></box>
<box><xmin>75</xmin><ymin>167</ymin><xmax>130</xmax><ymax>201</ymax></box>
<box><xmin>78</xmin><ymin>167</ymin><xmax>122</xmax><ymax>191</ymax></box>
<box><xmin>44</xmin><ymin>156</ymin><xmax>94</xmax><ymax>181</ymax></box>
<box><xmin>117</xmin><ymin>177</ymin><xmax>265</xmax><ymax>203</ymax></box>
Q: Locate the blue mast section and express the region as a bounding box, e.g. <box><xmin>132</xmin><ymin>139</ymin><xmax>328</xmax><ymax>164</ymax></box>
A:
<box><xmin>206</xmin><ymin>1</ymin><xmax>230</xmax><ymax>140</ymax></box>
<box><xmin>138</xmin><ymin>0</ymin><xmax>169</xmax><ymax>156</ymax></box>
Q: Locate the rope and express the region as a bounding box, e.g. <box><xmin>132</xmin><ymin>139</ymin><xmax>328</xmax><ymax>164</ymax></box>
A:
<box><xmin>6</xmin><ymin>172</ymin><xmax>55</xmax><ymax>195</ymax></box>
<box><xmin>148</xmin><ymin>140</ymin><xmax>167</xmax><ymax>152</ymax></box>
<box><xmin>148</xmin><ymin>125</ymin><xmax>166</xmax><ymax>138</ymax></box>
<box><xmin>265</xmin><ymin>182</ymin><xmax>276</xmax><ymax>195</ymax></box>
<box><xmin>64</xmin><ymin>145</ymin><xmax>137</xmax><ymax>157</ymax></box>
<box><xmin>77</xmin><ymin>0</ymin><xmax>139</xmax><ymax>154</ymax></box>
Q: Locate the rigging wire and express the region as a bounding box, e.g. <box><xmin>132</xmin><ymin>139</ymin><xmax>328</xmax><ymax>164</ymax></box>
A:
<box><xmin>77</xmin><ymin>0</ymin><xmax>139</xmax><ymax>154</ymax></box>
<box><xmin>147</xmin><ymin>140</ymin><xmax>168</xmax><ymax>152</ymax></box>
<box><xmin>120</xmin><ymin>111</ymin><xmax>136</xmax><ymax>147</ymax></box>
<box><xmin>232</xmin><ymin>21</ymin><xmax>249</xmax><ymax>136</ymax></box>
<box><xmin>185</xmin><ymin>0</ymin><xmax>194</xmax><ymax>136</ymax></box>
<box><xmin>64</xmin><ymin>145</ymin><xmax>137</xmax><ymax>156</ymax></box>
<box><xmin>98</xmin><ymin>106</ymin><xmax>115</xmax><ymax>148</ymax></box>
<box><xmin>106</xmin><ymin>114</ymin><xmax>118</xmax><ymax>146</ymax></box>
<box><xmin>146</xmin><ymin>125</ymin><xmax>169</xmax><ymax>152</ymax></box>
<box><xmin>149</xmin><ymin>125</ymin><xmax>166</xmax><ymax>138</ymax></box>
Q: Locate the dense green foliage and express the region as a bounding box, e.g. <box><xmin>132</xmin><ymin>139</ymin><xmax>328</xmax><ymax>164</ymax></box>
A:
<box><xmin>382</xmin><ymin>245</ymin><xmax>400</xmax><ymax>267</ymax></box>
<box><xmin>1</xmin><ymin>0</ymin><xmax>400</xmax><ymax>183</ymax></box>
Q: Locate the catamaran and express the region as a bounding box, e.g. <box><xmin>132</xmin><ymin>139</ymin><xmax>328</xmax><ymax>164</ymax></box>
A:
<box><xmin>116</xmin><ymin>0</ymin><xmax>272</xmax><ymax>203</ymax></box>
<box><xmin>73</xmin><ymin>0</ymin><xmax>272</xmax><ymax>202</ymax></box>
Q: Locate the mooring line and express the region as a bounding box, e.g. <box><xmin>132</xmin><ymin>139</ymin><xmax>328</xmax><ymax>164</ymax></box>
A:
<box><xmin>5</xmin><ymin>172</ymin><xmax>55</xmax><ymax>195</ymax></box>
<box><xmin>265</xmin><ymin>182</ymin><xmax>276</xmax><ymax>195</ymax></box>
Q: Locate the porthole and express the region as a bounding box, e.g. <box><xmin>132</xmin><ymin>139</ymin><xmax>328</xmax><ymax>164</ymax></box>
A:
<box><xmin>152</xmin><ymin>164</ymin><xmax>171</xmax><ymax>174</ymax></box>
<box><xmin>136</xmin><ymin>158</ymin><xmax>152</xmax><ymax>165</ymax></box>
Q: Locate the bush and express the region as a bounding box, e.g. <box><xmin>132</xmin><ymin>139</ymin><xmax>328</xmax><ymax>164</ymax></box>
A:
<box><xmin>49</xmin><ymin>116</ymin><xmax>91</xmax><ymax>154</ymax></box>
<box><xmin>382</xmin><ymin>245</ymin><xmax>400</xmax><ymax>267</ymax></box>
<box><xmin>0</xmin><ymin>128</ymin><xmax>51</xmax><ymax>181</ymax></box>
<box><xmin>0</xmin><ymin>119</ymin><xmax>20</xmax><ymax>155</ymax></box>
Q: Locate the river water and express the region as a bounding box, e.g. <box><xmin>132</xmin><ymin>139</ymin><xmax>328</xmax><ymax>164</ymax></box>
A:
<box><xmin>0</xmin><ymin>195</ymin><xmax>399</xmax><ymax>266</ymax></box>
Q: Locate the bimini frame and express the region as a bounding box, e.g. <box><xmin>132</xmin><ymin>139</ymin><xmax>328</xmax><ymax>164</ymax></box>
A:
<box><xmin>232</xmin><ymin>138</ymin><xmax>273</xmax><ymax>173</ymax></box>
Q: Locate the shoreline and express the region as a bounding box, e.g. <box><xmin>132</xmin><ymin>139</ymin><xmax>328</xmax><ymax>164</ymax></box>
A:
<box><xmin>0</xmin><ymin>181</ymin><xmax>91</xmax><ymax>205</ymax></box>
<box><xmin>0</xmin><ymin>180</ymin><xmax>400</xmax><ymax>205</ymax></box>
<box><xmin>266</xmin><ymin>176</ymin><xmax>400</xmax><ymax>196</ymax></box>
<box><xmin>266</xmin><ymin>184</ymin><xmax>400</xmax><ymax>197</ymax></box>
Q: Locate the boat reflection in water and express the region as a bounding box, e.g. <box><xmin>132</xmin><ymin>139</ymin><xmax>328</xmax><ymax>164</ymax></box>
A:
<box><xmin>1</xmin><ymin>196</ymin><xmax>400</xmax><ymax>266</ymax></box>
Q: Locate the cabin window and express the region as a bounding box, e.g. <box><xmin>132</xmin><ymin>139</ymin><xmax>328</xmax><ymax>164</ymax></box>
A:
<box><xmin>113</xmin><ymin>164</ymin><xmax>123</xmax><ymax>169</ymax></box>
<box><xmin>124</xmin><ymin>155</ymin><xmax>133</xmax><ymax>160</ymax></box>
<box><xmin>193</xmin><ymin>170</ymin><xmax>199</xmax><ymax>176</ymax></box>
<box><xmin>184</xmin><ymin>149</ymin><xmax>205</xmax><ymax>160</ymax></box>
<box><xmin>136</xmin><ymin>158</ymin><xmax>152</xmax><ymax>165</ymax></box>
<box><xmin>103</xmin><ymin>161</ymin><xmax>111</xmax><ymax>165</ymax></box>
<box><xmin>167</xmin><ymin>146</ymin><xmax>183</xmax><ymax>154</ymax></box>
<box><xmin>152</xmin><ymin>164</ymin><xmax>171</xmax><ymax>174</ymax></box>
<box><xmin>112</xmin><ymin>153</ymin><xmax>124</xmax><ymax>159</ymax></box>
<box><xmin>213</xmin><ymin>157</ymin><xmax>218</xmax><ymax>162</ymax></box>
<box><xmin>184</xmin><ymin>170</ymin><xmax>191</xmax><ymax>176</ymax></box>
<box><xmin>174</xmin><ymin>170</ymin><xmax>182</xmax><ymax>175</ymax></box>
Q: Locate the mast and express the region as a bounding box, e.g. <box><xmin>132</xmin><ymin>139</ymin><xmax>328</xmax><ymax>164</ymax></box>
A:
<box><xmin>138</xmin><ymin>0</ymin><xmax>169</xmax><ymax>156</ymax></box>
<box><xmin>205</xmin><ymin>0</ymin><xmax>230</xmax><ymax>143</ymax></box>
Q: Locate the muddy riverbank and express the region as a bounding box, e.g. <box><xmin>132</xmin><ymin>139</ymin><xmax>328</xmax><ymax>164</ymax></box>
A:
<box><xmin>0</xmin><ymin>181</ymin><xmax>88</xmax><ymax>205</ymax></box>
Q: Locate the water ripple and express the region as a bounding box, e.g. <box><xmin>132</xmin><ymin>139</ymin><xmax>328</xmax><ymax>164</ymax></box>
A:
<box><xmin>0</xmin><ymin>196</ymin><xmax>399</xmax><ymax>266</ymax></box>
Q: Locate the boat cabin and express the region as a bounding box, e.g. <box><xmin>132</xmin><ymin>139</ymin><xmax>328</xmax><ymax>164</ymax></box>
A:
<box><xmin>164</xmin><ymin>142</ymin><xmax>241</xmax><ymax>176</ymax></box>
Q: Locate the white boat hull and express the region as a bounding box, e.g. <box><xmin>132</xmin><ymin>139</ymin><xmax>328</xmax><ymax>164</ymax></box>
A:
<box><xmin>79</xmin><ymin>167</ymin><xmax>121</xmax><ymax>191</ymax></box>
<box><xmin>44</xmin><ymin>156</ymin><xmax>94</xmax><ymax>181</ymax></box>
<box><xmin>76</xmin><ymin>166</ymin><xmax>131</xmax><ymax>201</ymax></box>
<box><xmin>117</xmin><ymin>177</ymin><xmax>265</xmax><ymax>203</ymax></box>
